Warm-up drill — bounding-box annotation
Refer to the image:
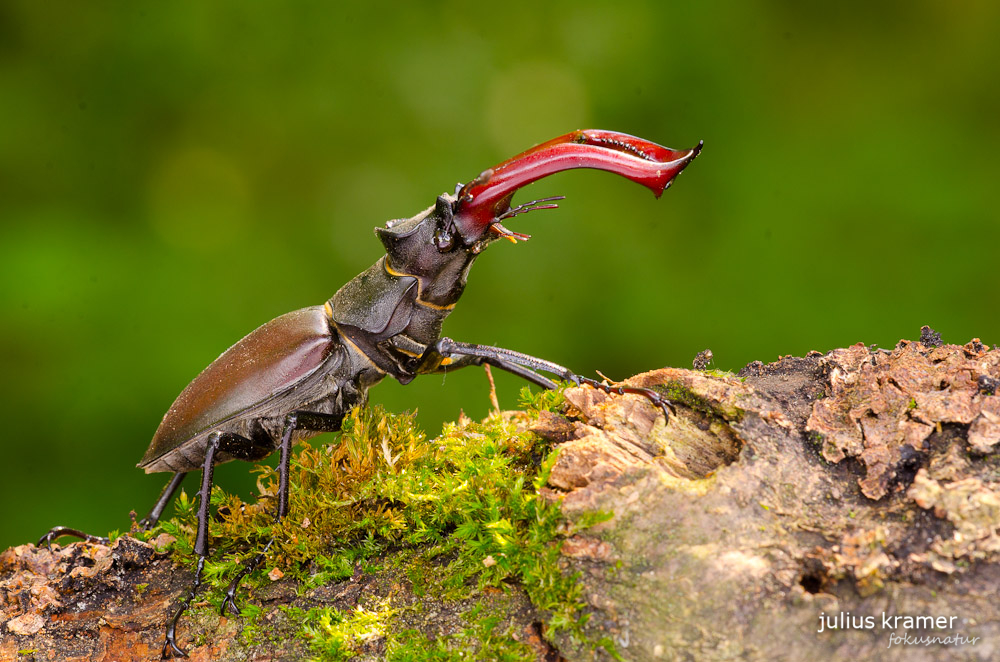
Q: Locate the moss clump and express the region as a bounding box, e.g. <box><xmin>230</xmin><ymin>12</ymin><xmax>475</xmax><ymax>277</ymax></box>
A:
<box><xmin>386</xmin><ymin>607</ymin><xmax>536</xmax><ymax>662</ymax></box>
<box><xmin>658</xmin><ymin>380</ymin><xmax>744</xmax><ymax>421</ymax></box>
<box><xmin>285</xmin><ymin>600</ymin><xmax>536</xmax><ymax>662</ymax></box>
<box><xmin>148</xmin><ymin>386</ymin><xmax>600</xmax><ymax>657</ymax></box>
<box><xmin>702</xmin><ymin>369</ymin><xmax>737</xmax><ymax>380</ymax></box>
<box><xmin>294</xmin><ymin>602</ymin><xmax>395</xmax><ymax>661</ymax></box>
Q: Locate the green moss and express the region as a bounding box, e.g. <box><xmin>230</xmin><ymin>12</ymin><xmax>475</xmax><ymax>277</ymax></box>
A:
<box><xmin>281</xmin><ymin>598</ymin><xmax>536</xmax><ymax>662</ymax></box>
<box><xmin>235</xmin><ymin>603</ymin><xmax>266</xmax><ymax>646</ymax></box>
<box><xmin>146</xmin><ymin>387</ymin><xmax>606</xmax><ymax>657</ymax></box>
<box><xmin>657</xmin><ymin>381</ymin><xmax>744</xmax><ymax>421</ymax></box>
<box><xmin>518</xmin><ymin>385</ymin><xmax>567</xmax><ymax>417</ymax></box>
<box><xmin>386</xmin><ymin>606</ymin><xmax>535</xmax><ymax>662</ymax></box>
<box><xmin>299</xmin><ymin>603</ymin><xmax>395</xmax><ymax>661</ymax></box>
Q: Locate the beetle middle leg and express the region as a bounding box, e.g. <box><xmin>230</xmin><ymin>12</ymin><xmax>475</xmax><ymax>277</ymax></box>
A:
<box><xmin>219</xmin><ymin>410</ymin><xmax>344</xmax><ymax>617</ymax></box>
<box><xmin>420</xmin><ymin>337</ymin><xmax>675</xmax><ymax>421</ymax></box>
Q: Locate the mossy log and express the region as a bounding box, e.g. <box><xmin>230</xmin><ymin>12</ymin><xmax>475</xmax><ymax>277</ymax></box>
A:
<box><xmin>2</xmin><ymin>334</ymin><xmax>999</xmax><ymax>661</ymax></box>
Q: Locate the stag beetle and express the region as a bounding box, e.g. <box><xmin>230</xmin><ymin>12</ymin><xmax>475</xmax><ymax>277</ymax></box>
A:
<box><xmin>39</xmin><ymin>129</ymin><xmax>700</xmax><ymax>657</ymax></box>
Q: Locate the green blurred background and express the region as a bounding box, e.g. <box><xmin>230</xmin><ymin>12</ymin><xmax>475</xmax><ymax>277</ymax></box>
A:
<box><xmin>2</xmin><ymin>2</ymin><xmax>998</xmax><ymax>550</ymax></box>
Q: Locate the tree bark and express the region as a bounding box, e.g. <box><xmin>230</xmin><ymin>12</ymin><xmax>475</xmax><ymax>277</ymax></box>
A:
<box><xmin>3</xmin><ymin>335</ymin><xmax>998</xmax><ymax>661</ymax></box>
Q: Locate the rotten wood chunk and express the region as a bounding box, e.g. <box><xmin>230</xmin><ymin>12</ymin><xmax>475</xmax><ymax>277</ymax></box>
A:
<box><xmin>0</xmin><ymin>537</ymin><xmax>184</xmax><ymax>661</ymax></box>
<box><xmin>807</xmin><ymin>339</ymin><xmax>1000</xmax><ymax>499</ymax></box>
<box><xmin>536</xmin><ymin>341</ymin><xmax>1000</xmax><ymax>662</ymax></box>
<box><xmin>5</xmin><ymin>336</ymin><xmax>1000</xmax><ymax>662</ymax></box>
<box><xmin>528</xmin><ymin>410</ymin><xmax>578</xmax><ymax>443</ymax></box>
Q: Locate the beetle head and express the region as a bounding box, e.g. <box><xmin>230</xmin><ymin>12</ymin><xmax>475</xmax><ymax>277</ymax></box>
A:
<box><xmin>375</xmin><ymin>193</ymin><xmax>482</xmax><ymax>305</ymax></box>
<box><xmin>376</xmin><ymin>194</ymin><xmax>463</xmax><ymax>263</ymax></box>
<box><xmin>373</xmin><ymin>130</ymin><xmax>701</xmax><ymax>306</ymax></box>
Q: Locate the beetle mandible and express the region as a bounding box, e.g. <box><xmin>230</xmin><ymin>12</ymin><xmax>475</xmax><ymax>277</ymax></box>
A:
<box><xmin>40</xmin><ymin>129</ymin><xmax>701</xmax><ymax>657</ymax></box>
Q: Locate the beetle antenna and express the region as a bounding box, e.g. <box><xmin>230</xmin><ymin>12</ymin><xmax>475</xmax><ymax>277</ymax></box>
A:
<box><xmin>495</xmin><ymin>195</ymin><xmax>565</xmax><ymax>222</ymax></box>
<box><xmin>488</xmin><ymin>196</ymin><xmax>567</xmax><ymax>243</ymax></box>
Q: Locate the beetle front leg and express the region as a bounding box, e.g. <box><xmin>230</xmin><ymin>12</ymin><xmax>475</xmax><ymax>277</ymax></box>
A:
<box><xmin>219</xmin><ymin>410</ymin><xmax>344</xmax><ymax>617</ymax></box>
<box><xmin>421</xmin><ymin>338</ymin><xmax>675</xmax><ymax>421</ymax></box>
<box><xmin>416</xmin><ymin>338</ymin><xmax>559</xmax><ymax>390</ymax></box>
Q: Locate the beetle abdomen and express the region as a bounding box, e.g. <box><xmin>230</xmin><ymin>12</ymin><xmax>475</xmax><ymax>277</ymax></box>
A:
<box><xmin>139</xmin><ymin>306</ymin><xmax>340</xmax><ymax>472</ymax></box>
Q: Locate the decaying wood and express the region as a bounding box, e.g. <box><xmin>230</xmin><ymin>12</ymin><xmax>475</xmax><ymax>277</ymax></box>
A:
<box><xmin>3</xmin><ymin>333</ymin><xmax>999</xmax><ymax>661</ymax></box>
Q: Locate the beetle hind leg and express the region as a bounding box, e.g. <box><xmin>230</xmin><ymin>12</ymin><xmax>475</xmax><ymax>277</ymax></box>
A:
<box><xmin>36</xmin><ymin>471</ymin><xmax>189</xmax><ymax>549</ymax></box>
<box><xmin>162</xmin><ymin>432</ymin><xmax>231</xmax><ymax>658</ymax></box>
<box><xmin>36</xmin><ymin>526</ymin><xmax>108</xmax><ymax>548</ymax></box>
<box><xmin>137</xmin><ymin>471</ymin><xmax>188</xmax><ymax>530</ymax></box>
<box><xmin>163</xmin><ymin>430</ymin><xmax>274</xmax><ymax>657</ymax></box>
<box><xmin>219</xmin><ymin>410</ymin><xmax>344</xmax><ymax>617</ymax></box>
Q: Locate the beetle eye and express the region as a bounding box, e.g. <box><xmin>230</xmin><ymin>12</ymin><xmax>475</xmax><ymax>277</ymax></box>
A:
<box><xmin>433</xmin><ymin>227</ymin><xmax>455</xmax><ymax>252</ymax></box>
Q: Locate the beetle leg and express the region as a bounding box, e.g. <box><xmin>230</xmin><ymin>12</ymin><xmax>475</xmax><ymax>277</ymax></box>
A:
<box><xmin>37</xmin><ymin>472</ymin><xmax>188</xmax><ymax>548</ymax></box>
<box><xmin>138</xmin><ymin>471</ymin><xmax>188</xmax><ymax>530</ymax></box>
<box><xmin>571</xmin><ymin>376</ymin><xmax>677</xmax><ymax>422</ymax></box>
<box><xmin>422</xmin><ymin>338</ymin><xmax>675</xmax><ymax>421</ymax></box>
<box><xmin>164</xmin><ymin>430</ymin><xmax>271</xmax><ymax>657</ymax></box>
<box><xmin>417</xmin><ymin>342</ymin><xmax>557</xmax><ymax>390</ymax></box>
<box><xmin>416</xmin><ymin>338</ymin><xmax>558</xmax><ymax>389</ymax></box>
<box><xmin>163</xmin><ymin>432</ymin><xmax>230</xmax><ymax>658</ymax></box>
<box><xmin>36</xmin><ymin>526</ymin><xmax>108</xmax><ymax>548</ymax></box>
<box><xmin>220</xmin><ymin>410</ymin><xmax>344</xmax><ymax>618</ymax></box>
<box><xmin>219</xmin><ymin>539</ymin><xmax>273</xmax><ymax>617</ymax></box>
